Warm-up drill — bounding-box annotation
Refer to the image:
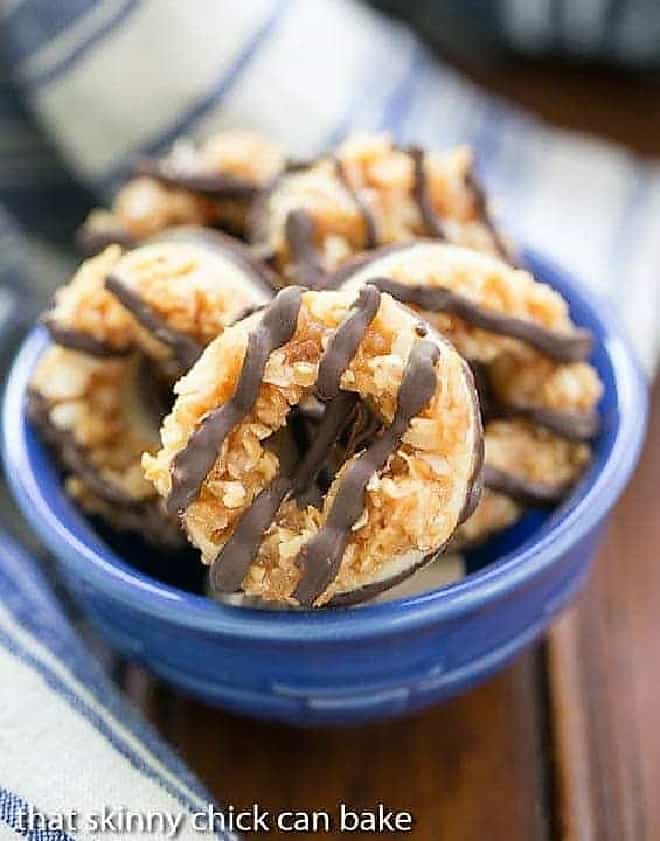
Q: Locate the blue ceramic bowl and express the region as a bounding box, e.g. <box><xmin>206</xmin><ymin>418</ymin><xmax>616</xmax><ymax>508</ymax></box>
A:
<box><xmin>2</xmin><ymin>252</ymin><xmax>648</xmax><ymax>726</ymax></box>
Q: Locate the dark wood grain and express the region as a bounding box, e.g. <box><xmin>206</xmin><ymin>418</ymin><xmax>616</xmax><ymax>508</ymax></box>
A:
<box><xmin>141</xmin><ymin>653</ymin><xmax>548</xmax><ymax>840</ymax></box>
<box><xmin>548</xmin><ymin>380</ymin><xmax>660</xmax><ymax>841</ymax></box>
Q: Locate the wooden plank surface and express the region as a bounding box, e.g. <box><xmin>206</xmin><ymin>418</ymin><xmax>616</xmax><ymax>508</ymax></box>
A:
<box><xmin>137</xmin><ymin>653</ymin><xmax>549</xmax><ymax>840</ymax></box>
<box><xmin>548</xmin><ymin>379</ymin><xmax>660</xmax><ymax>841</ymax></box>
<box><xmin>457</xmin><ymin>60</ymin><xmax>660</xmax><ymax>158</ymax></box>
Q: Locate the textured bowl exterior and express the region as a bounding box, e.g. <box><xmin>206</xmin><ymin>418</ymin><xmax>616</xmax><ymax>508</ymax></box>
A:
<box><xmin>2</xmin><ymin>252</ymin><xmax>648</xmax><ymax>725</ymax></box>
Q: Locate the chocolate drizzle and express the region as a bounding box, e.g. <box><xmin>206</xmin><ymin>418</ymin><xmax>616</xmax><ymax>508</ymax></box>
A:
<box><xmin>288</xmin><ymin>392</ymin><xmax>359</xmax><ymax>501</ymax></box>
<box><xmin>333</xmin><ymin>157</ymin><xmax>378</xmax><ymax>248</ymax></box>
<box><xmin>211</xmin><ymin>392</ymin><xmax>358</xmax><ymax>592</ymax></box>
<box><xmin>284</xmin><ymin>209</ymin><xmax>328</xmax><ymax>290</ymax></box>
<box><xmin>105</xmin><ymin>274</ymin><xmax>203</xmax><ymax>371</ymax></box>
<box><xmin>408</xmin><ymin>146</ymin><xmax>446</xmax><ymax>240</ymax></box>
<box><xmin>470</xmin><ymin>360</ymin><xmax>600</xmax><ymax>441</ymax></box>
<box><xmin>292</xmin><ymin>340</ymin><xmax>440</xmax><ymax>607</ymax></box>
<box><xmin>187</xmin><ymin>283</ymin><xmax>386</xmax><ymax>594</ymax></box>
<box><xmin>465</xmin><ymin>168</ymin><xmax>515</xmax><ymax>264</ymax></box>
<box><xmin>76</xmin><ymin>223</ymin><xmax>137</xmax><ymax>257</ymax></box>
<box><xmin>369</xmin><ymin>277</ymin><xmax>593</xmax><ymax>364</ymax></box>
<box><xmin>211</xmin><ymin>476</ymin><xmax>292</xmax><ymax>592</ymax></box>
<box><xmin>483</xmin><ymin>465</ymin><xmax>568</xmax><ymax>507</ymax></box>
<box><xmin>136</xmin><ymin>158</ymin><xmax>259</xmax><ymax>199</ymax></box>
<box><xmin>316</xmin><ymin>285</ymin><xmax>381</xmax><ymax>401</ymax></box>
<box><xmin>42</xmin><ymin>317</ymin><xmax>132</xmax><ymax>358</ymax></box>
<box><xmin>166</xmin><ymin>286</ymin><xmax>304</xmax><ymax>514</ymax></box>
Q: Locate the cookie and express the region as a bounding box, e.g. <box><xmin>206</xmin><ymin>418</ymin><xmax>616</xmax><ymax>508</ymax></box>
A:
<box><xmin>144</xmin><ymin>286</ymin><xmax>482</xmax><ymax>606</ymax></box>
<box><xmin>77</xmin><ymin>130</ymin><xmax>285</xmax><ymax>253</ymax></box>
<box><xmin>249</xmin><ymin>133</ymin><xmax>513</xmax><ymax>288</ymax></box>
<box><xmin>332</xmin><ymin>241</ymin><xmax>601</xmax><ymax>545</ymax></box>
<box><xmin>28</xmin><ymin>346</ymin><xmax>183</xmax><ymax>548</ymax></box>
<box><xmin>44</xmin><ymin>228</ymin><xmax>275</xmax><ymax>377</ymax></box>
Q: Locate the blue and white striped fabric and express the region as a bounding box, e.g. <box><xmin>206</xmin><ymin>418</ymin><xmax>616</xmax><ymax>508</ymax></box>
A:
<box><xmin>0</xmin><ymin>0</ymin><xmax>657</xmax><ymax>823</ymax></box>
<box><xmin>0</xmin><ymin>534</ymin><xmax>232</xmax><ymax>840</ymax></box>
<box><xmin>1</xmin><ymin>0</ymin><xmax>659</xmax><ymax>371</ymax></box>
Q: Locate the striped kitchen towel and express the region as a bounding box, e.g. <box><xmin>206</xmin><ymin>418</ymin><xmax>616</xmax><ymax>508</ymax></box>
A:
<box><xmin>1</xmin><ymin>0</ymin><xmax>659</xmax><ymax>372</ymax></box>
<box><xmin>0</xmin><ymin>0</ymin><xmax>657</xmax><ymax>828</ymax></box>
<box><xmin>0</xmin><ymin>0</ymin><xmax>660</xmax><ymax>372</ymax></box>
<box><xmin>0</xmin><ymin>533</ymin><xmax>233</xmax><ymax>840</ymax></box>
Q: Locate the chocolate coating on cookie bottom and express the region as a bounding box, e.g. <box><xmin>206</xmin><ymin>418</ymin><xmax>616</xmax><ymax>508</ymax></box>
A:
<box><xmin>457</xmin><ymin>360</ymin><xmax>485</xmax><ymax>524</ymax></box>
<box><xmin>483</xmin><ymin>464</ymin><xmax>569</xmax><ymax>507</ymax></box>
<box><xmin>327</xmin><ymin>543</ymin><xmax>450</xmax><ymax>607</ymax></box>
<box><xmin>136</xmin><ymin>158</ymin><xmax>259</xmax><ymax>199</ymax></box>
<box><xmin>76</xmin><ymin>224</ymin><xmax>137</xmax><ymax>257</ymax></box>
<box><xmin>166</xmin><ymin>286</ymin><xmax>304</xmax><ymax>514</ymax></box>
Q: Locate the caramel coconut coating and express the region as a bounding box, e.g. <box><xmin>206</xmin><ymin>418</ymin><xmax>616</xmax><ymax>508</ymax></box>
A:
<box><xmin>144</xmin><ymin>289</ymin><xmax>482</xmax><ymax>606</ymax></box>
<box><xmin>27</xmin><ymin>346</ymin><xmax>182</xmax><ymax>547</ymax></box>
<box><xmin>78</xmin><ymin>130</ymin><xmax>285</xmax><ymax>253</ymax></box>
<box><xmin>454</xmin><ymin>418</ymin><xmax>590</xmax><ymax>547</ymax></box>
<box><xmin>485</xmin><ymin>418</ymin><xmax>591</xmax><ymax>496</ymax></box>
<box><xmin>29</xmin><ymin>346</ymin><xmax>157</xmax><ymax>499</ymax></box>
<box><xmin>452</xmin><ymin>489</ymin><xmax>521</xmax><ymax>549</ymax></box>
<box><xmin>333</xmin><ymin>241</ymin><xmax>603</xmax><ymax>416</ymax></box>
<box><xmin>249</xmin><ymin>133</ymin><xmax>511</xmax><ymax>286</ymax></box>
<box><xmin>44</xmin><ymin>231</ymin><xmax>274</xmax><ymax>376</ymax></box>
<box><xmin>43</xmin><ymin>246</ymin><xmax>136</xmax><ymax>356</ymax></box>
<box><xmin>105</xmin><ymin>230</ymin><xmax>274</xmax><ymax>373</ymax></box>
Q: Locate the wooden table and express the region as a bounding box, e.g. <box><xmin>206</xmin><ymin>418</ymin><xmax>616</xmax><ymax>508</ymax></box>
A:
<box><xmin>123</xmin><ymin>65</ymin><xmax>660</xmax><ymax>840</ymax></box>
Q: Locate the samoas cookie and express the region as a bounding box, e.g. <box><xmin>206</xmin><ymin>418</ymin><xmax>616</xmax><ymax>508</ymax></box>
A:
<box><xmin>249</xmin><ymin>134</ymin><xmax>514</xmax><ymax>289</ymax></box>
<box><xmin>44</xmin><ymin>227</ymin><xmax>275</xmax><ymax>378</ymax></box>
<box><xmin>331</xmin><ymin>241</ymin><xmax>601</xmax><ymax>545</ymax></box>
<box><xmin>78</xmin><ymin>130</ymin><xmax>285</xmax><ymax>254</ymax></box>
<box><xmin>144</xmin><ymin>286</ymin><xmax>482</xmax><ymax>606</ymax></box>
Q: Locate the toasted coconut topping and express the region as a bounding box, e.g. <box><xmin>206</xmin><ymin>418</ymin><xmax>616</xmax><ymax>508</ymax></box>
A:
<box><xmin>144</xmin><ymin>289</ymin><xmax>481</xmax><ymax>606</ymax></box>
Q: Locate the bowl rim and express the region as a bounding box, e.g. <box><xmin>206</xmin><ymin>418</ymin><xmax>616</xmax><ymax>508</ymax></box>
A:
<box><xmin>2</xmin><ymin>250</ymin><xmax>648</xmax><ymax>643</ymax></box>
